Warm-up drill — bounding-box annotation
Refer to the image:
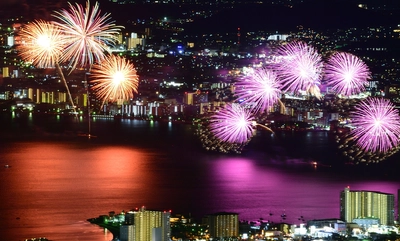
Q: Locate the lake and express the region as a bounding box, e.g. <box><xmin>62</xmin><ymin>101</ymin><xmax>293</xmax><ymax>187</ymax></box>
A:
<box><xmin>0</xmin><ymin>113</ymin><xmax>398</xmax><ymax>241</ymax></box>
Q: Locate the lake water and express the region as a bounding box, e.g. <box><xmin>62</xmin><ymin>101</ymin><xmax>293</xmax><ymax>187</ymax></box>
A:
<box><xmin>0</xmin><ymin>113</ymin><xmax>399</xmax><ymax>241</ymax></box>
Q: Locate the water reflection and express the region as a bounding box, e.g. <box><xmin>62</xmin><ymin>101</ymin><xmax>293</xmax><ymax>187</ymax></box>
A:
<box><xmin>0</xmin><ymin>118</ymin><xmax>399</xmax><ymax>241</ymax></box>
<box><xmin>0</xmin><ymin>142</ymin><xmax>151</xmax><ymax>241</ymax></box>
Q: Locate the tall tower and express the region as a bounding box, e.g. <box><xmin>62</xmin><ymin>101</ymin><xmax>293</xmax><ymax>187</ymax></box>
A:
<box><xmin>340</xmin><ymin>187</ymin><xmax>395</xmax><ymax>225</ymax></box>
<box><xmin>208</xmin><ymin>212</ymin><xmax>239</xmax><ymax>239</ymax></box>
<box><xmin>398</xmin><ymin>189</ymin><xmax>400</xmax><ymax>222</ymax></box>
<box><xmin>120</xmin><ymin>224</ymin><xmax>134</xmax><ymax>241</ymax></box>
<box><xmin>237</xmin><ymin>27</ymin><xmax>241</xmax><ymax>45</ymax></box>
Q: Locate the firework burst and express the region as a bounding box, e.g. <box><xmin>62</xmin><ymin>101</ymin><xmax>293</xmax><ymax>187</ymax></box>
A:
<box><xmin>350</xmin><ymin>97</ymin><xmax>400</xmax><ymax>153</ymax></box>
<box><xmin>195</xmin><ymin>115</ymin><xmax>250</xmax><ymax>154</ymax></box>
<box><xmin>235</xmin><ymin>67</ymin><xmax>282</xmax><ymax>114</ymax></box>
<box><xmin>17</xmin><ymin>20</ymin><xmax>77</xmax><ymax>111</ymax></box>
<box><xmin>275</xmin><ymin>41</ymin><xmax>324</xmax><ymax>98</ymax></box>
<box><xmin>198</xmin><ymin>103</ymin><xmax>273</xmax><ymax>153</ymax></box>
<box><xmin>90</xmin><ymin>55</ymin><xmax>139</xmax><ymax>106</ymax></box>
<box><xmin>52</xmin><ymin>0</ymin><xmax>122</xmax><ymax>70</ymax></box>
<box><xmin>210</xmin><ymin>103</ymin><xmax>255</xmax><ymax>144</ymax></box>
<box><xmin>209</xmin><ymin>103</ymin><xmax>258</xmax><ymax>144</ymax></box>
<box><xmin>17</xmin><ymin>20</ymin><xmax>65</xmax><ymax>68</ymax></box>
<box><xmin>325</xmin><ymin>52</ymin><xmax>371</xmax><ymax>96</ymax></box>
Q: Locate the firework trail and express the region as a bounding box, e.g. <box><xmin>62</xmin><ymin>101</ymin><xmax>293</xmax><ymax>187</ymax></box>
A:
<box><xmin>350</xmin><ymin>97</ymin><xmax>400</xmax><ymax>153</ymax></box>
<box><xmin>274</xmin><ymin>41</ymin><xmax>324</xmax><ymax>98</ymax></box>
<box><xmin>324</xmin><ymin>52</ymin><xmax>371</xmax><ymax>96</ymax></box>
<box><xmin>90</xmin><ymin>55</ymin><xmax>139</xmax><ymax>107</ymax></box>
<box><xmin>52</xmin><ymin>0</ymin><xmax>122</xmax><ymax>70</ymax></box>
<box><xmin>235</xmin><ymin>67</ymin><xmax>282</xmax><ymax>114</ymax></box>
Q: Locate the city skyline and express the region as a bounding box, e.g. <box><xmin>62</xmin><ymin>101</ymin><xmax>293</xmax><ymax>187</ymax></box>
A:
<box><xmin>1</xmin><ymin>0</ymin><xmax>400</xmax><ymax>240</ymax></box>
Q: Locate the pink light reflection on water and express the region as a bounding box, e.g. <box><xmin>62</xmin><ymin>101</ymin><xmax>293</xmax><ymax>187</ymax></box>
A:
<box><xmin>208</xmin><ymin>156</ymin><xmax>399</xmax><ymax>224</ymax></box>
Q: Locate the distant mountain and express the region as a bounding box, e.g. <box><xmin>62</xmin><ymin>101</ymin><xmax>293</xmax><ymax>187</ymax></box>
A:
<box><xmin>292</xmin><ymin>0</ymin><xmax>397</xmax><ymax>29</ymax></box>
<box><xmin>3</xmin><ymin>0</ymin><xmax>399</xmax><ymax>34</ymax></box>
<box><xmin>184</xmin><ymin>0</ymin><xmax>399</xmax><ymax>33</ymax></box>
<box><xmin>183</xmin><ymin>4</ymin><xmax>299</xmax><ymax>34</ymax></box>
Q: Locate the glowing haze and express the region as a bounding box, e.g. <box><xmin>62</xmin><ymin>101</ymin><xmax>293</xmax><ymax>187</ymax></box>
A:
<box><xmin>324</xmin><ymin>52</ymin><xmax>371</xmax><ymax>96</ymax></box>
<box><xmin>350</xmin><ymin>98</ymin><xmax>400</xmax><ymax>153</ymax></box>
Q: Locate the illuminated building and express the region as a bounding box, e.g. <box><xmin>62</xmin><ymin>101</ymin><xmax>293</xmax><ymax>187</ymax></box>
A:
<box><xmin>340</xmin><ymin>187</ymin><xmax>395</xmax><ymax>225</ymax></box>
<box><xmin>183</xmin><ymin>92</ymin><xmax>194</xmax><ymax>105</ymax></box>
<box><xmin>125</xmin><ymin>32</ymin><xmax>146</xmax><ymax>51</ymax></box>
<box><xmin>208</xmin><ymin>212</ymin><xmax>239</xmax><ymax>239</ymax></box>
<box><xmin>124</xmin><ymin>206</ymin><xmax>171</xmax><ymax>241</ymax></box>
<box><xmin>120</xmin><ymin>224</ymin><xmax>134</xmax><ymax>241</ymax></box>
<box><xmin>184</xmin><ymin>90</ymin><xmax>208</xmax><ymax>105</ymax></box>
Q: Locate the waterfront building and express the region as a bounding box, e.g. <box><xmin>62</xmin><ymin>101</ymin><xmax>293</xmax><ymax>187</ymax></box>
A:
<box><xmin>120</xmin><ymin>224</ymin><xmax>134</xmax><ymax>241</ymax></box>
<box><xmin>352</xmin><ymin>217</ymin><xmax>380</xmax><ymax>229</ymax></box>
<box><xmin>340</xmin><ymin>187</ymin><xmax>395</xmax><ymax>225</ymax></box>
<box><xmin>125</xmin><ymin>206</ymin><xmax>171</xmax><ymax>241</ymax></box>
<box><xmin>208</xmin><ymin>212</ymin><xmax>239</xmax><ymax>239</ymax></box>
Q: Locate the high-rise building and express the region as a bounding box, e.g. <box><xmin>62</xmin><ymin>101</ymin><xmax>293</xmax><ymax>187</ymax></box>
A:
<box><xmin>124</xmin><ymin>206</ymin><xmax>171</xmax><ymax>241</ymax></box>
<box><xmin>120</xmin><ymin>224</ymin><xmax>135</xmax><ymax>241</ymax></box>
<box><xmin>208</xmin><ymin>212</ymin><xmax>239</xmax><ymax>239</ymax></box>
<box><xmin>340</xmin><ymin>187</ymin><xmax>395</xmax><ymax>225</ymax></box>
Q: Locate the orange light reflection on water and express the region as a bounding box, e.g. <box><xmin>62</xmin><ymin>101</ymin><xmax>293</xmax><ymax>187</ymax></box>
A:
<box><xmin>2</xmin><ymin>142</ymin><xmax>152</xmax><ymax>241</ymax></box>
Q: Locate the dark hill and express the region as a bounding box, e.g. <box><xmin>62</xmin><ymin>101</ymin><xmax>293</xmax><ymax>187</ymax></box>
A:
<box><xmin>183</xmin><ymin>4</ymin><xmax>299</xmax><ymax>34</ymax></box>
<box><xmin>293</xmin><ymin>0</ymin><xmax>396</xmax><ymax>29</ymax></box>
<box><xmin>184</xmin><ymin>0</ymin><xmax>398</xmax><ymax>34</ymax></box>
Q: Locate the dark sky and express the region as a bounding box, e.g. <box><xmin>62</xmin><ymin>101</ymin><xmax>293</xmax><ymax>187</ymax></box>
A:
<box><xmin>0</xmin><ymin>0</ymin><xmax>69</xmax><ymax>20</ymax></box>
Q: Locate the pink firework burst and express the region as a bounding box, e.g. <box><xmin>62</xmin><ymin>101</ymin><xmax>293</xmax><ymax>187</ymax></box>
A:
<box><xmin>235</xmin><ymin>67</ymin><xmax>282</xmax><ymax>113</ymax></box>
<box><xmin>209</xmin><ymin>104</ymin><xmax>255</xmax><ymax>144</ymax></box>
<box><xmin>52</xmin><ymin>0</ymin><xmax>122</xmax><ymax>70</ymax></box>
<box><xmin>324</xmin><ymin>52</ymin><xmax>371</xmax><ymax>96</ymax></box>
<box><xmin>275</xmin><ymin>41</ymin><xmax>324</xmax><ymax>97</ymax></box>
<box><xmin>350</xmin><ymin>98</ymin><xmax>400</xmax><ymax>153</ymax></box>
